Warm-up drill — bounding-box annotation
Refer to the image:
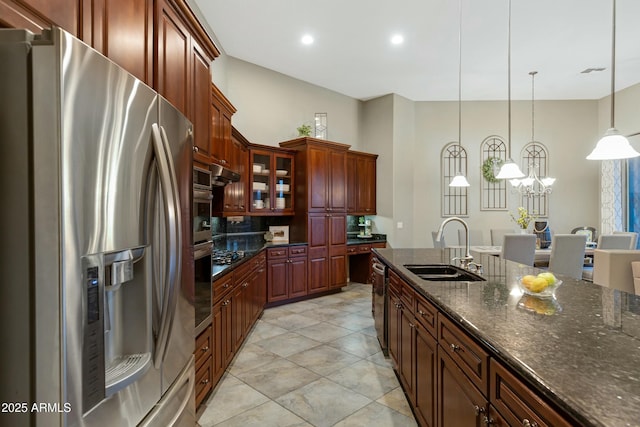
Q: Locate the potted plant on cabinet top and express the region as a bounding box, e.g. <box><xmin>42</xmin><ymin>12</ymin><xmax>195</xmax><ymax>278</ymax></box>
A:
<box><xmin>297</xmin><ymin>124</ymin><xmax>312</xmax><ymax>137</ymax></box>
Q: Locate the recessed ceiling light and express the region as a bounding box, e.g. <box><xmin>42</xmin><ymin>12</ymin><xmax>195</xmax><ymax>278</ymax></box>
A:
<box><xmin>301</xmin><ymin>34</ymin><xmax>314</xmax><ymax>45</ymax></box>
<box><xmin>391</xmin><ymin>34</ymin><xmax>404</xmax><ymax>45</ymax></box>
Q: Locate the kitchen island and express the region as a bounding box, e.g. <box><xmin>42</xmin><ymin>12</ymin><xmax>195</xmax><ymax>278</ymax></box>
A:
<box><xmin>374</xmin><ymin>248</ymin><xmax>640</xmax><ymax>427</ymax></box>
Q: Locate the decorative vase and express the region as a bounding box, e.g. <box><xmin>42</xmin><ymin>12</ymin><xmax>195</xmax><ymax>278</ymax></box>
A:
<box><xmin>518</xmin><ymin>228</ymin><xmax>528</xmax><ymax>234</ymax></box>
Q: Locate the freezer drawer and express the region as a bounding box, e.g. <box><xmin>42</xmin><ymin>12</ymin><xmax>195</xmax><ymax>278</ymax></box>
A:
<box><xmin>139</xmin><ymin>356</ymin><xmax>196</xmax><ymax>427</ymax></box>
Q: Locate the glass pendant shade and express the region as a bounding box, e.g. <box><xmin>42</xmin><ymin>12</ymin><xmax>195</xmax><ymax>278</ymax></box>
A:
<box><xmin>586</xmin><ymin>128</ymin><xmax>640</xmax><ymax>160</ymax></box>
<box><xmin>449</xmin><ymin>173</ymin><xmax>470</xmax><ymax>187</ymax></box>
<box><xmin>496</xmin><ymin>159</ymin><xmax>525</xmax><ymax>179</ymax></box>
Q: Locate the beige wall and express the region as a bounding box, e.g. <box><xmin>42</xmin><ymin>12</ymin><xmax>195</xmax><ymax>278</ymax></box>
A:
<box><xmin>210</xmin><ymin>52</ymin><xmax>640</xmax><ymax>248</ymax></box>
<box><xmin>220</xmin><ymin>57</ymin><xmax>361</xmax><ymax>148</ymax></box>
<box><xmin>412</xmin><ymin>99</ymin><xmax>600</xmax><ymax>247</ymax></box>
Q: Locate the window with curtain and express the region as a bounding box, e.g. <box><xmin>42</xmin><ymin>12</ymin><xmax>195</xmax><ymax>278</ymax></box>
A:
<box><xmin>627</xmin><ymin>140</ymin><xmax>640</xmax><ymax>239</ymax></box>
<box><xmin>481</xmin><ymin>136</ymin><xmax>507</xmax><ymax>211</ymax></box>
<box><xmin>520</xmin><ymin>141</ymin><xmax>550</xmax><ymax>217</ymax></box>
<box><xmin>441</xmin><ymin>142</ymin><xmax>468</xmax><ymax>216</ymax></box>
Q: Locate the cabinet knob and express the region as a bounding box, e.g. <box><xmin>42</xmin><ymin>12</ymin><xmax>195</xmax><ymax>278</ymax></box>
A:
<box><xmin>223</xmin><ymin>283</ymin><xmax>230</xmax><ymax>288</ymax></box>
<box><xmin>222</xmin><ymin>300</ymin><xmax>230</xmax><ymax>306</ymax></box>
<box><xmin>201</xmin><ymin>345</ymin><xmax>209</xmax><ymax>352</ymax></box>
<box><xmin>200</xmin><ymin>378</ymin><xmax>209</xmax><ymax>385</ymax></box>
<box><xmin>483</xmin><ymin>416</ymin><xmax>495</xmax><ymax>426</ymax></box>
<box><xmin>450</xmin><ymin>343</ymin><xmax>460</xmax><ymax>352</ymax></box>
<box><xmin>522</xmin><ymin>420</ymin><xmax>538</xmax><ymax>427</ymax></box>
<box><xmin>418</xmin><ymin>309</ymin><xmax>426</xmax><ymax>317</ymax></box>
<box><xmin>193</xmin><ymin>146</ymin><xmax>199</xmax><ymax>152</ymax></box>
<box><xmin>409</xmin><ymin>322</ymin><xmax>415</xmax><ymax>329</ymax></box>
<box><xmin>474</xmin><ymin>405</ymin><xmax>485</xmax><ymax>416</ymax></box>
<box><xmin>243</xmin><ymin>282</ymin><xmax>249</xmax><ymax>288</ymax></box>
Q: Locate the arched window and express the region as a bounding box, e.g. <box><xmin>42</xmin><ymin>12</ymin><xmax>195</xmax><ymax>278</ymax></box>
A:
<box><xmin>441</xmin><ymin>142</ymin><xmax>468</xmax><ymax>216</ymax></box>
<box><xmin>481</xmin><ymin>136</ymin><xmax>507</xmax><ymax>210</ymax></box>
<box><xmin>519</xmin><ymin>141</ymin><xmax>550</xmax><ymax>216</ymax></box>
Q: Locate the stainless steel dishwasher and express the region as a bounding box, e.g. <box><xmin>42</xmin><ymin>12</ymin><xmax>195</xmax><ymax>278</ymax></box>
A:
<box><xmin>371</xmin><ymin>257</ymin><xmax>388</xmax><ymax>355</ymax></box>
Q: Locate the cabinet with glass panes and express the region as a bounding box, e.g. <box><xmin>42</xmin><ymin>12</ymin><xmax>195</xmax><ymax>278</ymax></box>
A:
<box><xmin>250</xmin><ymin>148</ymin><xmax>294</xmax><ymax>215</ymax></box>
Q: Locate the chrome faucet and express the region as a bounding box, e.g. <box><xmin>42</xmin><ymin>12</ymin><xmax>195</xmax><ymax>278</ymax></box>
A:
<box><xmin>436</xmin><ymin>217</ymin><xmax>474</xmax><ymax>269</ymax></box>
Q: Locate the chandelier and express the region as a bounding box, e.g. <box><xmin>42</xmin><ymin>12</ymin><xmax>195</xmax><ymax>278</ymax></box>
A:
<box><xmin>510</xmin><ymin>71</ymin><xmax>555</xmax><ymax>196</ymax></box>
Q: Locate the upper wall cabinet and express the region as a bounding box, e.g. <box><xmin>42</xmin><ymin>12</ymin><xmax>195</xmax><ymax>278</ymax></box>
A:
<box><xmin>156</xmin><ymin>0</ymin><xmax>219</xmax><ymax>165</ymax></box>
<box><xmin>347</xmin><ymin>151</ymin><xmax>378</xmax><ymax>215</ymax></box>
<box><xmin>210</xmin><ymin>83</ymin><xmax>237</xmax><ymax>168</ymax></box>
<box><xmin>280</xmin><ymin>138</ymin><xmax>350</xmax><ymax>214</ymax></box>
<box><xmin>83</xmin><ymin>0</ymin><xmax>153</xmax><ymax>85</ymax></box>
<box><xmin>0</xmin><ymin>0</ymin><xmax>81</xmax><ymax>35</ymax></box>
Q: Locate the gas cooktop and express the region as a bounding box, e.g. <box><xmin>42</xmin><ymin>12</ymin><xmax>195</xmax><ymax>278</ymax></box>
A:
<box><xmin>212</xmin><ymin>249</ymin><xmax>245</xmax><ymax>266</ymax></box>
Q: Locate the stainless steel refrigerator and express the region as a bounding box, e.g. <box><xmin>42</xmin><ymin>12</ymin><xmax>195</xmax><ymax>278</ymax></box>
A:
<box><xmin>0</xmin><ymin>27</ymin><xmax>196</xmax><ymax>426</ymax></box>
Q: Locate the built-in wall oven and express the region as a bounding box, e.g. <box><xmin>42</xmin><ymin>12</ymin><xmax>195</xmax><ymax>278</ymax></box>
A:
<box><xmin>194</xmin><ymin>242</ymin><xmax>213</xmax><ymax>335</ymax></box>
<box><xmin>372</xmin><ymin>257</ymin><xmax>388</xmax><ymax>355</ymax></box>
<box><xmin>193</xmin><ymin>166</ymin><xmax>213</xmax><ymax>335</ymax></box>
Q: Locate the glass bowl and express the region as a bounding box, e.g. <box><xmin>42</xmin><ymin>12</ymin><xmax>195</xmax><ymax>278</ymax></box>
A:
<box><xmin>517</xmin><ymin>273</ymin><xmax>563</xmax><ymax>298</ymax></box>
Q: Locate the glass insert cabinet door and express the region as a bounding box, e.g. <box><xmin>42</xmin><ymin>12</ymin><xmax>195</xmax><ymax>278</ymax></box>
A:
<box><xmin>250</xmin><ymin>149</ymin><xmax>294</xmax><ymax>214</ymax></box>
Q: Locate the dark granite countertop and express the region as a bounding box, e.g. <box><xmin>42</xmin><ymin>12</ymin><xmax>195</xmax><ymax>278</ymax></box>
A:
<box><xmin>211</xmin><ymin>233</ymin><xmax>307</xmax><ymax>280</ymax></box>
<box><xmin>347</xmin><ymin>233</ymin><xmax>387</xmax><ymax>245</ymax></box>
<box><xmin>373</xmin><ymin>248</ymin><xmax>640</xmax><ymax>427</ymax></box>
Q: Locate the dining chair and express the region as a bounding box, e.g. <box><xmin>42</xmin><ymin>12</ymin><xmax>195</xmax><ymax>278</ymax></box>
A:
<box><xmin>501</xmin><ymin>234</ymin><xmax>536</xmax><ymax>266</ymax></box>
<box><xmin>490</xmin><ymin>229</ymin><xmax>513</xmax><ymax>246</ymax></box>
<box><xmin>432</xmin><ymin>231</ymin><xmax>446</xmax><ymax>248</ymax></box>
<box><xmin>548</xmin><ymin>234</ymin><xmax>587</xmax><ymax>280</ymax></box>
<box><xmin>571</xmin><ymin>226</ymin><xmax>597</xmax><ymax>243</ymax></box>
<box><xmin>612</xmin><ymin>231</ymin><xmax>638</xmax><ymax>249</ymax></box>
<box><xmin>457</xmin><ymin>229</ymin><xmax>484</xmax><ymax>246</ymax></box>
<box><xmin>583</xmin><ymin>233</ymin><xmax>639</xmax><ymax>281</ymax></box>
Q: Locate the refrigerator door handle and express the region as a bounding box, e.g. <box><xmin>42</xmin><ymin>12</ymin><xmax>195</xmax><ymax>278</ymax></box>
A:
<box><xmin>150</xmin><ymin>123</ymin><xmax>182</xmax><ymax>368</ymax></box>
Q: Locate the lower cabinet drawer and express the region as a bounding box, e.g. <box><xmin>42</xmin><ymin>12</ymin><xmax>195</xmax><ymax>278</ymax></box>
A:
<box><xmin>490</xmin><ymin>359</ymin><xmax>573</xmax><ymax>427</ymax></box>
<box><xmin>438</xmin><ymin>315</ymin><xmax>489</xmax><ymax>396</ymax></box>
<box><xmin>195</xmin><ymin>356</ymin><xmax>212</xmax><ymax>408</ymax></box>
<box><xmin>195</xmin><ymin>326</ymin><xmax>212</xmax><ymax>370</ymax></box>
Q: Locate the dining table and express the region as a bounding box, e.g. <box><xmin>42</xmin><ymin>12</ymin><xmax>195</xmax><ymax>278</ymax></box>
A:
<box><xmin>467</xmin><ymin>245</ymin><xmax>595</xmax><ymax>264</ymax></box>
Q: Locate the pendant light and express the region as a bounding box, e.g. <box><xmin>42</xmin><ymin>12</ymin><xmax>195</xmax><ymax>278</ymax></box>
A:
<box><xmin>449</xmin><ymin>0</ymin><xmax>470</xmax><ymax>187</ymax></box>
<box><xmin>496</xmin><ymin>0</ymin><xmax>525</xmax><ymax>180</ymax></box>
<box><xmin>587</xmin><ymin>0</ymin><xmax>640</xmax><ymax>160</ymax></box>
<box><xmin>511</xmin><ymin>71</ymin><xmax>555</xmax><ymax>195</ymax></box>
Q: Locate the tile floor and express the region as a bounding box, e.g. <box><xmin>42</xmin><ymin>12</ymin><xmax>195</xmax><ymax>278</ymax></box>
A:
<box><xmin>198</xmin><ymin>282</ymin><xmax>418</xmax><ymax>427</ymax></box>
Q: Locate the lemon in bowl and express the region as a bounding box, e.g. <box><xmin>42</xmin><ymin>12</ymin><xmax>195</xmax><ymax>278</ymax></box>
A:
<box><xmin>518</xmin><ymin>272</ymin><xmax>562</xmax><ymax>298</ymax></box>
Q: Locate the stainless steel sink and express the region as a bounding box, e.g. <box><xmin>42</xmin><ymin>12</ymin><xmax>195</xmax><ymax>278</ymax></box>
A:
<box><xmin>403</xmin><ymin>264</ymin><xmax>484</xmax><ymax>282</ymax></box>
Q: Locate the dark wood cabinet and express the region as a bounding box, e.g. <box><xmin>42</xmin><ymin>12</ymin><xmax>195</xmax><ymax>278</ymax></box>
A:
<box><xmin>212</xmin><ymin>295</ymin><xmax>232</xmax><ymax>387</ymax></box>
<box><xmin>213</xmin><ymin>126</ymin><xmax>248</xmax><ymax>216</ymax></box>
<box><xmin>194</xmin><ymin>325</ymin><xmax>212</xmax><ymax>408</ymax></box>
<box><xmin>155</xmin><ymin>0</ymin><xmax>218</xmax><ymax>166</ymax></box>
<box><xmin>155</xmin><ymin>0</ymin><xmax>190</xmax><ymax>116</ymax></box>
<box><xmin>267</xmin><ymin>246</ymin><xmax>308</xmax><ymax>303</ymax></box>
<box><xmin>386</xmin><ymin>267</ymin><xmax>577</xmax><ymax>427</ymax></box>
<box><xmin>389</xmin><ymin>269</ymin><xmax>437</xmax><ymax>427</ymax></box>
<box><xmin>347</xmin><ymin>151</ymin><xmax>377</xmax><ymax>215</ymax></box>
<box><xmin>415</xmin><ymin>318</ymin><xmax>437</xmax><ymax>427</ymax></box>
<box><xmin>210</xmin><ymin>83</ymin><xmax>236</xmax><ymax>167</ymax></box>
<box><xmin>281</xmin><ymin>137</ymin><xmax>350</xmax><ymax>214</ymax></box>
<box><xmin>306</xmin><ymin>213</ymin><xmax>347</xmax><ymax>292</ymax></box>
<box><xmin>0</xmin><ymin>0</ymin><xmax>80</xmax><ymax>35</ymax></box>
<box><xmin>249</xmin><ymin>148</ymin><xmax>295</xmax><ymax>215</ymax></box>
<box><xmin>489</xmin><ymin>359</ymin><xmax>573</xmax><ymax>427</ymax></box>
<box><xmin>303</xmin><ymin>144</ymin><xmax>347</xmax><ymax>213</ymax></box>
<box><xmin>347</xmin><ymin>241</ymin><xmax>386</xmax><ymax>284</ymax></box>
<box><xmin>437</xmin><ymin>349</ymin><xmax>488</xmax><ymax>427</ymax></box>
<box><xmin>84</xmin><ymin>0</ymin><xmax>153</xmax><ymax>84</ymax></box>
